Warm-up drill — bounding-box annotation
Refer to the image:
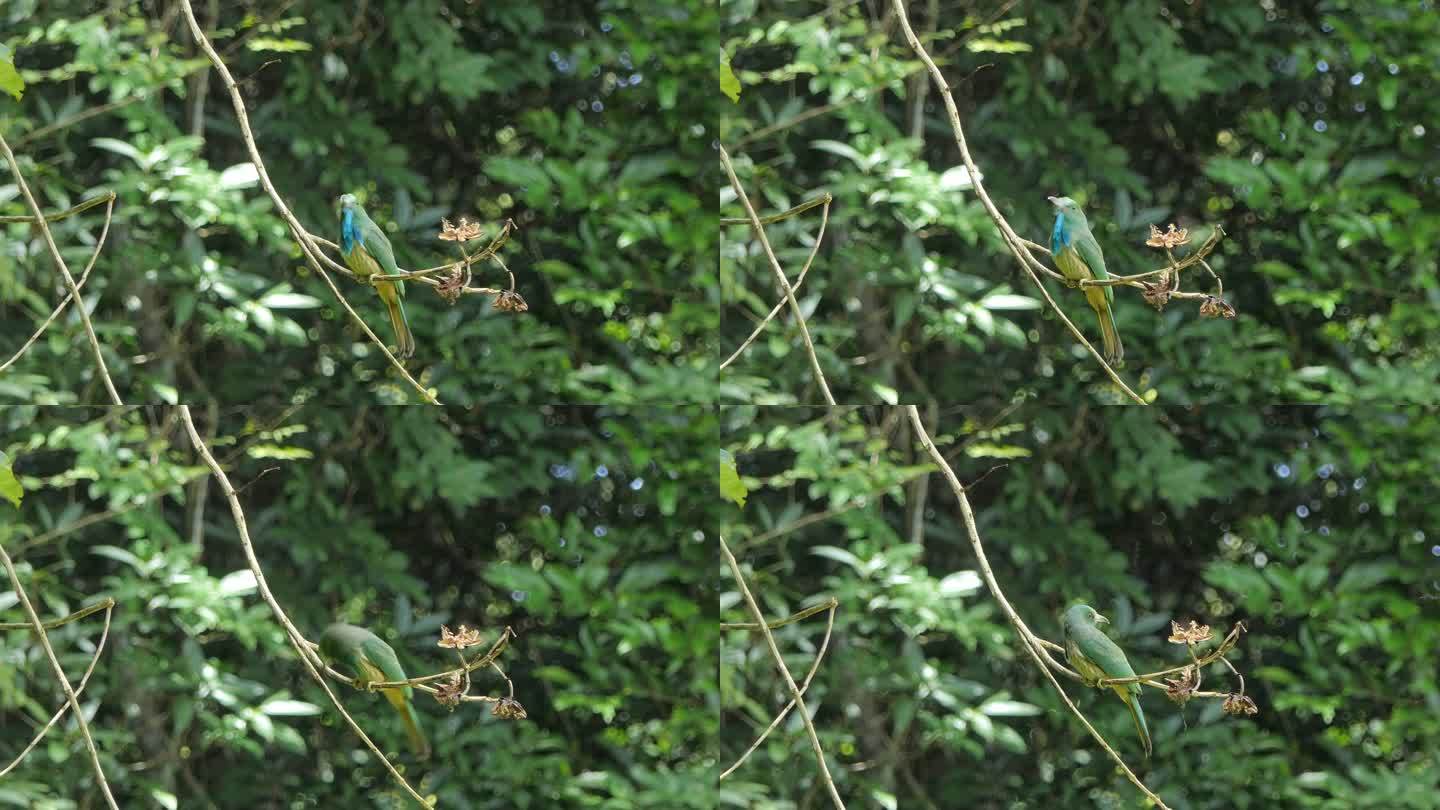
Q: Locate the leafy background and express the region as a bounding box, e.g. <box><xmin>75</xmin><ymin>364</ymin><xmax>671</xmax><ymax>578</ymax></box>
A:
<box><xmin>1</xmin><ymin>403</ymin><xmax>718</xmax><ymax>808</ymax></box>
<box><xmin>721</xmin><ymin>403</ymin><xmax>1440</xmax><ymax>809</ymax></box>
<box><xmin>719</xmin><ymin>0</ymin><xmax>1440</xmax><ymax>406</ymax></box>
<box><xmin>1</xmin><ymin>0</ymin><xmax>718</xmax><ymax>406</ymax></box>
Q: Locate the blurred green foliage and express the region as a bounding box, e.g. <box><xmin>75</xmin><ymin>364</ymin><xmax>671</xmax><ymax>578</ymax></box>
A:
<box><xmin>1</xmin><ymin>403</ymin><xmax>718</xmax><ymax>807</ymax></box>
<box><xmin>1</xmin><ymin>0</ymin><xmax>718</xmax><ymax>406</ymax></box>
<box><xmin>721</xmin><ymin>403</ymin><xmax>1440</xmax><ymax>808</ymax></box>
<box><xmin>720</xmin><ymin>0</ymin><xmax>1440</xmax><ymax>405</ymax></box>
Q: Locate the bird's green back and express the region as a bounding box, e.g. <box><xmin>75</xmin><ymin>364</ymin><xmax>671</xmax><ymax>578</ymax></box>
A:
<box><xmin>319</xmin><ymin>623</ymin><xmax>410</xmax><ymax>690</ymax></box>
<box><xmin>352</xmin><ymin>205</ymin><xmax>401</xmax><ymax>276</ymax></box>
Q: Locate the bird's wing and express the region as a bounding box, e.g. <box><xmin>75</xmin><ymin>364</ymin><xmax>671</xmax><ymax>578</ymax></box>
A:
<box><xmin>357</xmin><ymin>211</ymin><xmax>401</xmax><ymax>276</ymax></box>
<box><xmin>359</xmin><ymin>635</ymin><xmax>410</xmax><ymax>684</ymax></box>
<box><xmin>1071</xmin><ymin>623</ymin><xmax>1138</xmax><ymax>681</ymax></box>
<box><xmin>1073</xmin><ymin>230</ymin><xmax>1114</xmax><ymax>305</ymax></box>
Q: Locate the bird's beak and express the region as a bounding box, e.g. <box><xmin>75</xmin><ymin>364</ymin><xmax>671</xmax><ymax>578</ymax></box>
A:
<box><xmin>1047</xmin><ymin>195</ymin><xmax>1060</xmax><ymax>206</ymax></box>
<box><xmin>1096</xmin><ymin>614</ymin><xmax>1110</xmax><ymax>625</ymax></box>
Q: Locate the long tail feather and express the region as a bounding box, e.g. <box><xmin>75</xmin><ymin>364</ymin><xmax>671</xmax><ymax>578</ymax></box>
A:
<box><xmin>1126</xmin><ymin>691</ymin><xmax>1151</xmax><ymax>759</ymax></box>
<box><xmin>1096</xmin><ymin>302</ymin><xmax>1123</xmax><ymax>366</ymax></box>
<box><xmin>377</xmin><ymin>282</ymin><xmax>414</xmax><ymax>359</ymax></box>
<box><xmin>384</xmin><ymin>688</ymin><xmax>430</xmax><ymax>759</ymax></box>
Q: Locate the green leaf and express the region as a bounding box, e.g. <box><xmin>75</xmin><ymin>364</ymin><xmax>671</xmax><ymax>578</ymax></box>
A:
<box><xmin>218</xmin><ymin>569</ymin><xmax>258</xmax><ymax>597</ymax></box>
<box><xmin>484</xmin><ymin>157</ymin><xmax>553</xmax><ymax>207</ymax></box>
<box><xmin>980</xmin><ymin>293</ymin><xmax>1041</xmax><ymax>311</ymax></box>
<box><xmin>260</xmin><ymin>698</ymin><xmax>323</xmax><ymax>716</ymax></box>
<box><xmin>980</xmin><ymin>698</ymin><xmax>1043</xmax><ymax>717</ymax></box>
<box><xmin>720</xmin><ymin>50</ymin><xmax>741</xmax><ymax>103</ymax></box>
<box><xmin>0</xmin><ymin>46</ymin><xmax>23</xmax><ymax>101</ymax></box>
<box><xmin>1337</xmin><ymin>155</ymin><xmax>1395</xmax><ymax>186</ymax></box>
<box><xmin>719</xmin><ymin>450</ymin><xmax>748</xmax><ymax>507</ymax></box>
<box><xmin>219</xmin><ymin>162</ymin><xmax>260</xmax><ymax>190</ymax></box>
<box><xmin>0</xmin><ymin>451</ymin><xmax>21</xmax><ymax>509</ymax></box>
<box><xmin>939</xmin><ymin>570</ymin><xmax>982</xmax><ymax>596</ymax></box>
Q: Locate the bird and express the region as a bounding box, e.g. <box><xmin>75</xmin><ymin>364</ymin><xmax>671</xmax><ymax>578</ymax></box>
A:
<box><xmin>1048</xmin><ymin>196</ymin><xmax>1123</xmax><ymax>365</ymax></box>
<box><xmin>337</xmin><ymin>193</ymin><xmax>415</xmax><ymax>359</ymax></box>
<box><xmin>318</xmin><ymin>622</ymin><xmax>430</xmax><ymax>759</ymax></box>
<box><xmin>1062</xmin><ymin>604</ymin><xmax>1151</xmax><ymax>758</ymax></box>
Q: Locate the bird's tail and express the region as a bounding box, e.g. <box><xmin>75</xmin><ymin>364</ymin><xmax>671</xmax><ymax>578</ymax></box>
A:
<box><xmin>1095</xmin><ymin>299</ymin><xmax>1124</xmax><ymax>367</ymax></box>
<box><xmin>1127</xmin><ymin>690</ymin><xmax>1151</xmax><ymax>759</ymax></box>
<box><xmin>385</xmin><ymin>688</ymin><xmax>431</xmax><ymax>759</ymax></box>
<box><xmin>377</xmin><ymin>281</ymin><xmax>415</xmax><ymax>359</ymax></box>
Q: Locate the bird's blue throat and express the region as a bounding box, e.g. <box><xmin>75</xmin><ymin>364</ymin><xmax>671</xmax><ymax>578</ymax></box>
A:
<box><xmin>1051</xmin><ymin>213</ymin><xmax>1072</xmax><ymax>255</ymax></box>
<box><xmin>340</xmin><ymin>208</ymin><xmax>359</xmax><ymax>255</ymax></box>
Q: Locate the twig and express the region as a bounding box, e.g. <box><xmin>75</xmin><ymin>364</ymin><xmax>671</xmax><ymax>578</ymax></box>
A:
<box><xmin>1</xmin><ymin>194</ymin><xmax>116</xmax><ymax>374</ymax></box>
<box><xmin>722</xmin><ymin>195</ymin><xmax>832</xmax><ymax>371</ymax></box>
<box><xmin>0</xmin><ymin>597</ymin><xmax>115</xmax><ymax>631</ymax></box>
<box><xmin>178</xmin><ymin>0</ymin><xmax>438</xmax><ymax>405</ymax></box>
<box><xmin>0</xmin><ymin>134</ymin><xmax>123</xmax><ymax>405</ymax></box>
<box><xmin>889</xmin><ymin>2</ymin><xmax>1145</xmax><ymax>405</ymax></box>
<box><xmin>719</xmin><ymin>144</ymin><xmax>838</xmax><ymax>408</ymax></box>
<box><xmin>0</xmin><ymin>544</ymin><xmax>120</xmax><ymax>808</ymax></box>
<box><xmin>904</xmin><ymin>406</ymin><xmax>1170</xmax><ymax>809</ymax></box>
<box><xmin>721</xmin><ymin>598</ymin><xmax>837</xmax><ymax>631</ymax></box>
<box><xmin>179</xmin><ymin>406</ymin><xmax>432</xmax><ymax>808</ymax></box>
<box><xmin>721</xmin><ymin>598</ymin><xmax>838</xmax><ymax>781</ymax></box>
<box><xmin>0</xmin><ymin>599</ymin><xmax>115</xmax><ymax>779</ymax></box>
<box><xmin>719</xmin><ymin>195</ymin><xmax>832</xmax><ymax>227</ymax></box>
<box><xmin>0</xmin><ymin>192</ymin><xmax>114</xmax><ymax>224</ymax></box>
<box><xmin>721</xmin><ymin>536</ymin><xmax>846</xmax><ymax>808</ymax></box>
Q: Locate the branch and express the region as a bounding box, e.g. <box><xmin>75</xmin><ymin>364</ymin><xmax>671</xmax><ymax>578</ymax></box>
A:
<box><xmin>719</xmin><ymin>144</ymin><xmax>838</xmax><ymax>408</ymax></box>
<box><xmin>0</xmin><ymin>192</ymin><xmax>114</xmax><ymax>224</ymax></box>
<box><xmin>179</xmin><ymin>406</ymin><xmax>432</xmax><ymax>808</ymax></box>
<box><xmin>1</xmin><ymin>194</ymin><xmax>116</xmax><ymax>374</ymax></box>
<box><xmin>721</xmin><ymin>194</ymin><xmax>832</xmax><ymax>371</ymax></box>
<box><xmin>0</xmin><ymin>135</ymin><xmax>123</xmax><ymax>404</ymax></box>
<box><xmin>0</xmin><ymin>599</ymin><xmax>115</xmax><ymax>779</ymax></box>
<box><xmin>904</xmin><ymin>406</ymin><xmax>1170</xmax><ymax>809</ymax></box>
<box><xmin>720</xmin><ymin>598</ymin><xmax>838</xmax><ymax>781</ymax></box>
<box><xmin>0</xmin><ymin>597</ymin><xmax>115</xmax><ymax>631</ymax></box>
<box><xmin>178</xmin><ymin>0</ymin><xmax>438</xmax><ymax>405</ymax></box>
<box><xmin>0</xmin><ymin>544</ymin><xmax>120</xmax><ymax>808</ymax></box>
<box><xmin>889</xmin><ymin>2</ymin><xmax>1145</xmax><ymax>405</ymax></box>
<box><xmin>721</xmin><ymin>536</ymin><xmax>846</xmax><ymax>808</ymax></box>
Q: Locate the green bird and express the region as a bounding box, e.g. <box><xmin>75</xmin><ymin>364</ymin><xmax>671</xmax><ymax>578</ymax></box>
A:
<box><xmin>338</xmin><ymin>193</ymin><xmax>415</xmax><ymax>359</ymax></box>
<box><xmin>1048</xmin><ymin>196</ymin><xmax>1123</xmax><ymax>365</ymax></box>
<box><xmin>1062</xmin><ymin>604</ymin><xmax>1151</xmax><ymax>758</ymax></box>
<box><xmin>318</xmin><ymin>623</ymin><xmax>430</xmax><ymax>759</ymax></box>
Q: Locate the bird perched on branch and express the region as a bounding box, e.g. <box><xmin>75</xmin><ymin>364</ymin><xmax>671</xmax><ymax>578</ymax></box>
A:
<box><xmin>319</xmin><ymin>622</ymin><xmax>430</xmax><ymax>759</ymax></box>
<box><xmin>338</xmin><ymin>193</ymin><xmax>415</xmax><ymax>359</ymax></box>
<box><xmin>1048</xmin><ymin>196</ymin><xmax>1123</xmax><ymax>365</ymax></box>
<box><xmin>1062</xmin><ymin>604</ymin><xmax>1151</xmax><ymax>757</ymax></box>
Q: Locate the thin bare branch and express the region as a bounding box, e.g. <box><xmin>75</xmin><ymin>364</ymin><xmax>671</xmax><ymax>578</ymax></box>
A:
<box><xmin>722</xmin><ymin>195</ymin><xmax>832</xmax><ymax>371</ymax></box>
<box><xmin>0</xmin><ymin>135</ymin><xmax>123</xmax><ymax>404</ymax></box>
<box><xmin>0</xmin><ymin>599</ymin><xmax>115</xmax><ymax>779</ymax></box>
<box><xmin>721</xmin><ymin>536</ymin><xmax>845</xmax><ymax>808</ymax></box>
<box><xmin>721</xmin><ymin>598</ymin><xmax>837</xmax><ymax>781</ymax></box>
<box><xmin>1</xmin><ymin>194</ymin><xmax>116</xmax><ymax>374</ymax></box>
<box><xmin>719</xmin><ymin>144</ymin><xmax>838</xmax><ymax>408</ymax></box>
<box><xmin>0</xmin><ymin>544</ymin><xmax>120</xmax><ymax>808</ymax></box>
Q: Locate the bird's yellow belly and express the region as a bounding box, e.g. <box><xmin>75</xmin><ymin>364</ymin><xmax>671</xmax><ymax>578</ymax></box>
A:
<box><xmin>1054</xmin><ymin>248</ymin><xmax>1095</xmax><ymax>283</ymax></box>
<box><xmin>345</xmin><ymin>247</ymin><xmax>382</xmax><ymax>281</ymax></box>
